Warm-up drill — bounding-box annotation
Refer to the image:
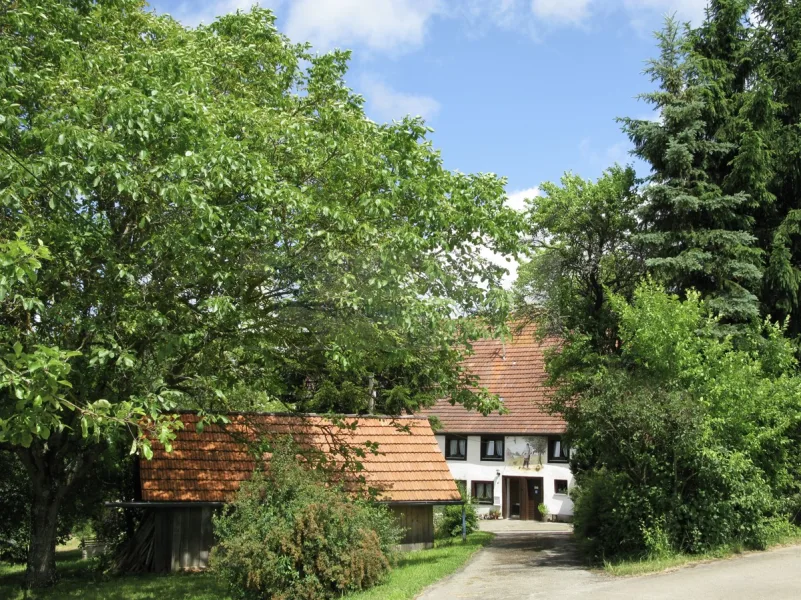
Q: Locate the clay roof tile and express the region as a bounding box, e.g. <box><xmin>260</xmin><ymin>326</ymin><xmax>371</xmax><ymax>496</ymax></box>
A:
<box><xmin>139</xmin><ymin>413</ymin><xmax>460</xmax><ymax>504</ymax></box>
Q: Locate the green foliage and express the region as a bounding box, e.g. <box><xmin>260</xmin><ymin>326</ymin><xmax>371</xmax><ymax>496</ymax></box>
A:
<box><xmin>514</xmin><ymin>166</ymin><xmax>643</xmax><ymax>353</ymax></box>
<box><xmin>435</xmin><ymin>485</ymin><xmax>477</xmax><ymax>539</ymax></box>
<box><xmin>620</xmin><ymin>16</ymin><xmax>762</xmax><ymax>323</ymax></box>
<box><xmin>0</xmin><ymin>0</ymin><xmax>521</xmax><ymax>585</ymax></box>
<box><xmin>621</xmin><ymin>2</ymin><xmax>801</xmax><ymax>330</ymax></box>
<box><xmin>436</xmin><ymin>504</ymin><xmax>478</xmax><ymax>540</ymax></box>
<box><xmin>210</xmin><ymin>439</ymin><xmax>402</xmax><ymax>600</ymax></box>
<box><xmin>562</xmin><ymin>282</ymin><xmax>801</xmax><ymax>559</ymax></box>
<box><xmin>0</xmin><ymin>453</ymin><xmax>31</xmax><ymax>563</ymax></box>
<box><xmin>0</xmin><ymin>0</ymin><xmax>519</xmax><ymax>452</ymax></box>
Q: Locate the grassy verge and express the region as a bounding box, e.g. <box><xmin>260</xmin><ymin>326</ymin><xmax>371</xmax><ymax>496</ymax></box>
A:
<box><xmin>603</xmin><ymin>531</ymin><xmax>801</xmax><ymax>577</ymax></box>
<box><xmin>0</xmin><ymin>549</ymin><xmax>225</xmax><ymax>600</ymax></box>
<box><xmin>344</xmin><ymin>532</ymin><xmax>494</xmax><ymax>600</ymax></box>
<box><xmin>0</xmin><ymin>532</ymin><xmax>493</xmax><ymax>600</ymax></box>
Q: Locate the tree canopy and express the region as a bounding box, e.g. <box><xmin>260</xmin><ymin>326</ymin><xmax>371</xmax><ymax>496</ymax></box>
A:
<box><xmin>514</xmin><ymin>166</ymin><xmax>642</xmax><ymax>353</ymax></box>
<box><xmin>562</xmin><ymin>282</ymin><xmax>801</xmax><ymax>558</ymax></box>
<box><xmin>0</xmin><ymin>0</ymin><xmax>522</xmax><ymax>586</ymax></box>
<box><xmin>516</xmin><ymin>0</ymin><xmax>801</xmax><ymax>562</ymax></box>
<box><xmin>622</xmin><ymin>1</ymin><xmax>801</xmax><ymax>329</ymax></box>
<box><xmin>620</xmin><ymin>15</ymin><xmax>762</xmax><ymax>323</ymax></box>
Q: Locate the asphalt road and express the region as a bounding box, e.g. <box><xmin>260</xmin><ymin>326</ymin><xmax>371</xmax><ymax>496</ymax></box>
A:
<box><xmin>417</xmin><ymin>528</ymin><xmax>801</xmax><ymax>600</ymax></box>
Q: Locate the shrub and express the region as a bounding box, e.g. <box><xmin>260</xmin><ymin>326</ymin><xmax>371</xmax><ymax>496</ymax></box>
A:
<box><xmin>559</xmin><ymin>283</ymin><xmax>801</xmax><ymax>560</ymax></box>
<box><xmin>437</xmin><ymin>504</ymin><xmax>478</xmax><ymax>539</ymax></box>
<box><xmin>210</xmin><ymin>439</ymin><xmax>402</xmax><ymax>600</ymax></box>
<box><xmin>436</xmin><ymin>484</ymin><xmax>478</xmax><ymax>538</ymax></box>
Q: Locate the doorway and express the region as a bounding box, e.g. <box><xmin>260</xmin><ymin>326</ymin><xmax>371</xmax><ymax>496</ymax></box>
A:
<box><xmin>503</xmin><ymin>476</ymin><xmax>544</xmax><ymax>521</ymax></box>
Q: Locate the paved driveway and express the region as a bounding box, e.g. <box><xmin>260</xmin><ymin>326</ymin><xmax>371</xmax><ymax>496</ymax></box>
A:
<box><xmin>417</xmin><ymin>524</ymin><xmax>801</xmax><ymax>600</ymax></box>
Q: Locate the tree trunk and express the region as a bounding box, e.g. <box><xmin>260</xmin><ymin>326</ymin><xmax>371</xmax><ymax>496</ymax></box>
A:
<box><xmin>17</xmin><ymin>437</ymin><xmax>91</xmax><ymax>589</ymax></box>
<box><xmin>25</xmin><ymin>468</ymin><xmax>62</xmax><ymax>588</ymax></box>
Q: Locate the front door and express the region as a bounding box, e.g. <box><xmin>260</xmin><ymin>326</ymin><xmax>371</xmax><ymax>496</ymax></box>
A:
<box><xmin>503</xmin><ymin>476</ymin><xmax>544</xmax><ymax>521</ymax></box>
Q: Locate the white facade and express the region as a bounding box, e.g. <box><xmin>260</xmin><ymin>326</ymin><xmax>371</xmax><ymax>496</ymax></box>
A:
<box><xmin>435</xmin><ymin>433</ymin><xmax>574</xmax><ymax>520</ymax></box>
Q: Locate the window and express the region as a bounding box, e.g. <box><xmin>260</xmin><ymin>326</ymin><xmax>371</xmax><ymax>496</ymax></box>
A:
<box><xmin>548</xmin><ymin>437</ymin><xmax>570</xmax><ymax>463</ymax></box>
<box><xmin>472</xmin><ymin>481</ymin><xmax>494</xmax><ymax>504</ymax></box>
<box><xmin>445</xmin><ymin>435</ymin><xmax>467</xmax><ymax>460</ymax></box>
<box><xmin>554</xmin><ymin>479</ymin><xmax>569</xmax><ymax>495</ymax></box>
<box><xmin>480</xmin><ymin>436</ymin><xmax>504</xmax><ymax>461</ymax></box>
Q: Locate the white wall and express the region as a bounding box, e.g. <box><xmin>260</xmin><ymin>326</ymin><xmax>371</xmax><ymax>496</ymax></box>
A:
<box><xmin>435</xmin><ymin>434</ymin><xmax>574</xmax><ymax>519</ymax></box>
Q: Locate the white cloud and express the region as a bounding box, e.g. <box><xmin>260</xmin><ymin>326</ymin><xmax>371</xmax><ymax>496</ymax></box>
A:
<box><xmin>159</xmin><ymin>0</ymin><xmax>712</xmax><ymax>50</ymax></box>
<box><xmin>360</xmin><ymin>76</ymin><xmax>440</xmax><ymax>122</ymax></box>
<box><xmin>283</xmin><ymin>0</ymin><xmax>442</xmax><ymax>54</ymax></box>
<box><xmin>531</xmin><ymin>0</ymin><xmax>593</xmax><ymax>25</ymax></box>
<box><xmin>166</xmin><ymin>0</ymin><xmax>261</xmax><ymax>27</ymax></box>
<box><xmin>459</xmin><ymin>0</ymin><xmax>588</xmax><ymax>37</ymax></box>
<box><xmin>506</xmin><ymin>186</ymin><xmax>540</xmax><ymax>212</ymax></box>
<box><xmin>478</xmin><ymin>186</ymin><xmax>539</xmax><ymax>289</ymax></box>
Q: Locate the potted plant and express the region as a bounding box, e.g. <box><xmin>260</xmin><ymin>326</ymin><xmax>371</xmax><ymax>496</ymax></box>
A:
<box><xmin>537</xmin><ymin>503</ymin><xmax>550</xmax><ymax>522</ymax></box>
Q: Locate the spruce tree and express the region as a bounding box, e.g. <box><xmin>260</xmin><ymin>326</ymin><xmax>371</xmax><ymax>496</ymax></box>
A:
<box><xmin>751</xmin><ymin>0</ymin><xmax>801</xmax><ymax>334</ymax></box>
<box><xmin>621</xmin><ymin>15</ymin><xmax>762</xmax><ymax>323</ymax></box>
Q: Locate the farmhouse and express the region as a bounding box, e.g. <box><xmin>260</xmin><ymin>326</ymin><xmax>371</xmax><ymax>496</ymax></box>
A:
<box><xmin>112</xmin><ymin>413</ymin><xmax>461</xmax><ymax>572</ymax></box>
<box><xmin>423</xmin><ymin>324</ymin><xmax>574</xmax><ymax>521</ymax></box>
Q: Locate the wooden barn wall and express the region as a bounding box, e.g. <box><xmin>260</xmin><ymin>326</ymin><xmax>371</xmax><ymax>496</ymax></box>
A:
<box><xmin>147</xmin><ymin>503</ymin><xmax>433</xmax><ymax>572</ymax></box>
<box><xmin>390</xmin><ymin>505</ymin><xmax>434</xmax><ymax>551</ymax></box>
<box><xmin>153</xmin><ymin>507</ymin><xmax>214</xmax><ymax>572</ymax></box>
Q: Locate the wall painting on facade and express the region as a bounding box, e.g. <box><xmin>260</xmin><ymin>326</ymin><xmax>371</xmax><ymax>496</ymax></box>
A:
<box><xmin>504</xmin><ymin>436</ymin><xmax>547</xmax><ymax>474</ymax></box>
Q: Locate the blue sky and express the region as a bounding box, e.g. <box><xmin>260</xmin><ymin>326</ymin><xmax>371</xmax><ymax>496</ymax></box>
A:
<box><xmin>146</xmin><ymin>0</ymin><xmax>710</xmax><ymax>207</ymax></box>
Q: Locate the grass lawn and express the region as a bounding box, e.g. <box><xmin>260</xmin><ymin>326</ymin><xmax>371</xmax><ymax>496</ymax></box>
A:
<box><xmin>603</xmin><ymin>530</ymin><xmax>801</xmax><ymax>577</ymax></box>
<box><xmin>0</xmin><ymin>549</ymin><xmax>225</xmax><ymax>600</ymax></box>
<box><xmin>344</xmin><ymin>532</ymin><xmax>493</xmax><ymax>600</ymax></box>
<box><xmin>0</xmin><ymin>532</ymin><xmax>493</xmax><ymax>600</ymax></box>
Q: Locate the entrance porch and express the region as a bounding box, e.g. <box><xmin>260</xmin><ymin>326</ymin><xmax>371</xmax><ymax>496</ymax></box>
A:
<box><xmin>502</xmin><ymin>476</ymin><xmax>544</xmax><ymax>521</ymax></box>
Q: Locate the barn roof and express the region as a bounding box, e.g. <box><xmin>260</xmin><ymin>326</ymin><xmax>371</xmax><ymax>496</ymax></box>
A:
<box><xmin>421</xmin><ymin>324</ymin><xmax>566</xmax><ymax>435</ymax></box>
<box><xmin>139</xmin><ymin>413</ymin><xmax>461</xmax><ymax>505</ymax></box>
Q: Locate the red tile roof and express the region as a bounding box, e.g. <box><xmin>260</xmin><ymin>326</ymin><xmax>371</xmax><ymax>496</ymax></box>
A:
<box><xmin>139</xmin><ymin>413</ymin><xmax>461</xmax><ymax>504</ymax></box>
<box><xmin>422</xmin><ymin>324</ymin><xmax>566</xmax><ymax>434</ymax></box>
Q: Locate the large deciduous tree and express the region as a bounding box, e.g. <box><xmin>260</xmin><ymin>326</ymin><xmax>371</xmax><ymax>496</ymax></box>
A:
<box><xmin>514</xmin><ymin>166</ymin><xmax>643</xmax><ymax>354</ymax></box>
<box><xmin>0</xmin><ymin>1</ymin><xmax>522</xmax><ymax>587</ymax></box>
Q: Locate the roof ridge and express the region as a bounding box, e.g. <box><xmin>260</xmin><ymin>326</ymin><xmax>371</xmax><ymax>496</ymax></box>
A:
<box><xmin>176</xmin><ymin>409</ymin><xmax>428</xmax><ymax>421</ymax></box>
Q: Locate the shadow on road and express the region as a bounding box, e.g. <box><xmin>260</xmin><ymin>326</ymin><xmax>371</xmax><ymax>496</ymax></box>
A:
<box><xmin>491</xmin><ymin>531</ymin><xmax>585</xmax><ymax>569</ymax></box>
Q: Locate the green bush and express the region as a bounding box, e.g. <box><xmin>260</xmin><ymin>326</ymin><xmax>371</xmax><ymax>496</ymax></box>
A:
<box><xmin>436</xmin><ymin>484</ymin><xmax>478</xmax><ymax>539</ymax></box>
<box><xmin>436</xmin><ymin>504</ymin><xmax>478</xmax><ymax>539</ymax></box>
<box><xmin>558</xmin><ymin>283</ymin><xmax>801</xmax><ymax>560</ymax></box>
<box><xmin>210</xmin><ymin>439</ymin><xmax>402</xmax><ymax>600</ymax></box>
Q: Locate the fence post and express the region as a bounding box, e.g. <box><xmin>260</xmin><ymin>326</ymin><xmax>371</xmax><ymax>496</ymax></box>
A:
<box><xmin>461</xmin><ymin>504</ymin><xmax>466</xmax><ymax>542</ymax></box>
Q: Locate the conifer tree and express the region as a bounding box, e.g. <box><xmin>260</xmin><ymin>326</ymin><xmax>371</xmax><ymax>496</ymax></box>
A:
<box><xmin>620</xmin><ymin>15</ymin><xmax>763</xmax><ymax>323</ymax></box>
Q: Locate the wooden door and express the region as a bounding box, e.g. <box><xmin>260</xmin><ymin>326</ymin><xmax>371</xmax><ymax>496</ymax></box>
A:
<box><xmin>524</xmin><ymin>478</ymin><xmax>544</xmax><ymax>521</ymax></box>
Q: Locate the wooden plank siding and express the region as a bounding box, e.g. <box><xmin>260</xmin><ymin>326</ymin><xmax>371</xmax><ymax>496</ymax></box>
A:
<box><xmin>150</xmin><ymin>504</ymin><xmax>434</xmax><ymax>572</ymax></box>
<box><xmin>150</xmin><ymin>508</ymin><xmax>215</xmax><ymax>572</ymax></box>
<box><xmin>390</xmin><ymin>505</ymin><xmax>434</xmax><ymax>551</ymax></box>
